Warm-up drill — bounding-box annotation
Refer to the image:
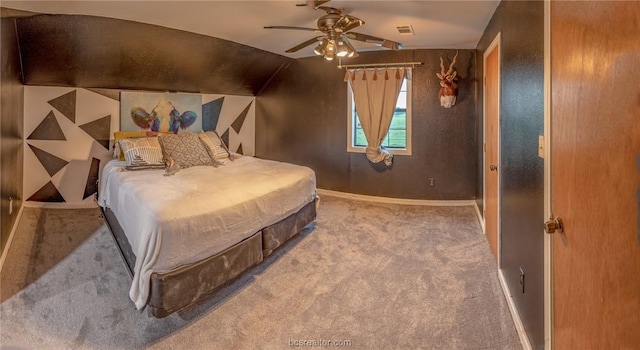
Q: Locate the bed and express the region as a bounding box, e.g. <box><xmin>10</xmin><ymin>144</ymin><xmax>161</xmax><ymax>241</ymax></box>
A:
<box><xmin>98</xmin><ymin>153</ymin><xmax>317</xmax><ymax>318</ymax></box>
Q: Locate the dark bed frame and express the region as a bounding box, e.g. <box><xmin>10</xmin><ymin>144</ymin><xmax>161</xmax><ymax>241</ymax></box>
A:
<box><xmin>101</xmin><ymin>198</ymin><xmax>317</xmax><ymax>318</ymax></box>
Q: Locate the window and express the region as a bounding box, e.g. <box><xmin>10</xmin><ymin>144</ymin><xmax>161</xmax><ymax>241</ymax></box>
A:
<box><xmin>347</xmin><ymin>78</ymin><xmax>412</xmax><ymax>155</ymax></box>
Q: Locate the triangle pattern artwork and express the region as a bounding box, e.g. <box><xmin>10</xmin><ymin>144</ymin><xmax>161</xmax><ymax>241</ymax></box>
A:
<box><xmin>221</xmin><ymin>128</ymin><xmax>230</xmax><ymax>150</ymax></box>
<box><xmin>28</xmin><ymin>144</ymin><xmax>69</xmax><ymax>177</ymax></box>
<box><xmin>83</xmin><ymin>158</ymin><xmax>101</xmax><ymax>199</ymax></box>
<box><xmin>236</xmin><ymin>143</ymin><xmax>244</xmax><ymax>155</ymax></box>
<box><xmin>202</xmin><ymin>97</ymin><xmax>224</xmax><ymax>132</ymax></box>
<box><xmin>48</xmin><ymin>90</ymin><xmax>76</xmax><ymax>123</ymax></box>
<box><xmin>28</xmin><ymin>111</ymin><xmax>67</xmax><ymax>141</ymax></box>
<box><xmin>27</xmin><ymin>181</ymin><xmax>66</xmax><ymax>202</ymax></box>
<box><xmin>79</xmin><ymin>115</ymin><xmax>111</xmax><ymax>150</ymax></box>
<box><xmin>230</xmin><ymin>101</ymin><xmax>253</xmax><ymax>134</ymax></box>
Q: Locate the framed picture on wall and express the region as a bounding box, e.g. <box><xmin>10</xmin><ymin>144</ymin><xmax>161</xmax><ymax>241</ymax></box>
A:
<box><xmin>120</xmin><ymin>92</ymin><xmax>203</xmax><ymax>133</ymax></box>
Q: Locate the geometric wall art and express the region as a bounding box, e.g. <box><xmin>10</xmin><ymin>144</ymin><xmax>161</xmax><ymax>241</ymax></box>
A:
<box><xmin>47</xmin><ymin>90</ymin><xmax>76</xmax><ymax>123</ymax></box>
<box><xmin>24</xmin><ymin>87</ymin><xmax>256</xmax><ymax>206</ymax></box>
<box><xmin>202</xmin><ymin>94</ymin><xmax>255</xmax><ymax>156</ymax></box>
<box><xmin>83</xmin><ymin>158</ymin><xmax>101</xmax><ymax>200</ymax></box>
<box><xmin>27</xmin><ymin>181</ymin><xmax>65</xmax><ymax>202</ymax></box>
<box><xmin>202</xmin><ymin>97</ymin><xmax>224</xmax><ymax>132</ymax></box>
<box><xmin>27</xmin><ymin>110</ymin><xmax>66</xmax><ymax>141</ymax></box>
<box><xmin>79</xmin><ymin>116</ymin><xmax>112</xmax><ymax>150</ymax></box>
<box><xmin>27</xmin><ymin>144</ymin><xmax>68</xmax><ymax>177</ymax></box>
<box><xmin>24</xmin><ymin>86</ymin><xmax>119</xmax><ymax>206</ymax></box>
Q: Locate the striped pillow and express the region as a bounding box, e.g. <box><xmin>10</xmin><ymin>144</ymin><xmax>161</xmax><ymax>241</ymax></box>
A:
<box><xmin>113</xmin><ymin>131</ymin><xmax>147</xmax><ymax>161</ymax></box>
<box><xmin>198</xmin><ymin>131</ymin><xmax>231</xmax><ymax>162</ymax></box>
<box><xmin>113</xmin><ymin>131</ymin><xmax>173</xmax><ymax>160</ymax></box>
<box><xmin>118</xmin><ymin>137</ymin><xmax>165</xmax><ymax>170</ymax></box>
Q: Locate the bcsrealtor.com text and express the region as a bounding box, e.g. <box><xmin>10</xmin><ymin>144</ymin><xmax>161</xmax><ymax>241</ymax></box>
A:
<box><xmin>288</xmin><ymin>338</ymin><xmax>353</xmax><ymax>347</ymax></box>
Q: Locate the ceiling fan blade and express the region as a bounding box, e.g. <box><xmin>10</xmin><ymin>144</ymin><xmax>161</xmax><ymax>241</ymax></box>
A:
<box><xmin>285</xmin><ymin>36</ymin><xmax>324</xmax><ymax>53</ymax></box>
<box><xmin>264</xmin><ymin>26</ymin><xmax>321</xmax><ymax>32</ymax></box>
<box><xmin>345</xmin><ymin>32</ymin><xmax>403</xmax><ymax>51</ymax></box>
<box><xmin>335</xmin><ymin>15</ymin><xmax>364</xmax><ymax>33</ymax></box>
<box><xmin>296</xmin><ymin>0</ymin><xmax>331</xmax><ymax>8</ymax></box>
<box><xmin>317</xmin><ymin>6</ymin><xmax>342</xmax><ymax>15</ymax></box>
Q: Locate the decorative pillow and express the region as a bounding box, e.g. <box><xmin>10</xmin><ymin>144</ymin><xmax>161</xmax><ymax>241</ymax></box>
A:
<box><xmin>198</xmin><ymin>131</ymin><xmax>232</xmax><ymax>162</ymax></box>
<box><xmin>113</xmin><ymin>131</ymin><xmax>147</xmax><ymax>160</ymax></box>
<box><xmin>158</xmin><ymin>133</ymin><xmax>214</xmax><ymax>169</ymax></box>
<box><xmin>113</xmin><ymin>131</ymin><xmax>174</xmax><ymax>160</ymax></box>
<box><xmin>118</xmin><ymin>137</ymin><xmax>165</xmax><ymax>170</ymax></box>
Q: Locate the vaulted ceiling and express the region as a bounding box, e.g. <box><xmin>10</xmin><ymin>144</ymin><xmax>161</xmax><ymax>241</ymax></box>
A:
<box><xmin>2</xmin><ymin>1</ymin><xmax>500</xmax><ymax>58</ymax></box>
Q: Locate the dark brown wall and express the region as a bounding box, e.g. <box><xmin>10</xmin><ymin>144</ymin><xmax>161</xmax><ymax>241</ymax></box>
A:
<box><xmin>476</xmin><ymin>1</ymin><xmax>545</xmax><ymax>349</ymax></box>
<box><xmin>1</xmin><ymin>17</ymin><xmax>25</xmax><ymax>252</ymax></box>
<box><xmin>15</xmin><ymin>14</ymin><xmax>291</xmax><ymax>95</ymax></box>
<box><xmin>256</xmin><ymin>49</ymin><xmax>477</xmax><ymax>200</ymax></box>
<box><xmin>2</xmin><ymin>12</ymin><xmax>290</xmax><ymax>248</ymax></box>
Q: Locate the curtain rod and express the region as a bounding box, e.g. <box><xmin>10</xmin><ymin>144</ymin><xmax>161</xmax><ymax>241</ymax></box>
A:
<box><xmin>337</xmin><ymin>60</ymin><xmax>423</xmax><ymax>69</ymax></box>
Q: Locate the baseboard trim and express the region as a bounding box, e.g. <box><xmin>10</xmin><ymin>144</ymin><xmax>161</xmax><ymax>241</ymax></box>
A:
<box><xmin>23</xmin><ymin>201</ymin><xmax>98</xmax><ymax>209</ymax></box>
<box><xmin>0</xmin><ymin>204</ymin><xmax>24</xmax><ymax>274</ymax></box>
<box><xmin>474</xmin><ymin>201</ymin><xmax>485</xmax><ymax>234</ymax></box>
<box><xmin>317</xmin><ymin>189</ymin><xmax>476</xmax><ymax>207</ymax></box>
<box><xmin>498</xmin><ymin>269</ymin><xmax>533</xmax><ymax>350</ymax></box>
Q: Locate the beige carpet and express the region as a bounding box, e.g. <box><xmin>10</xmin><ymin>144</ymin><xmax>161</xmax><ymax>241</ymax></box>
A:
<box><xmin>0</xmin><ymin>195</ymin><xmax>521</xmax><ymax>349</ymax></box>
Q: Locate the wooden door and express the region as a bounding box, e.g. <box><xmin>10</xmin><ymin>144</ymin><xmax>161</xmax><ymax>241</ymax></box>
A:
<box><xmin>484</xmin><ymin>37</ymin><xmax>500</xmax><ymax>260</ymax></box>
<box><xmin>551</xmin><ymin>2</ymin><xmax>640</xmax><ymax>348</ymax></box>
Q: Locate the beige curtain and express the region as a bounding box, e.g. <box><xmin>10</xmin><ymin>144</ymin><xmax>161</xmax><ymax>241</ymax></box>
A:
<box><xmin>345</xmin><ymin>67</ymin><xmax>407</xmax><ymax>166</ymax></box>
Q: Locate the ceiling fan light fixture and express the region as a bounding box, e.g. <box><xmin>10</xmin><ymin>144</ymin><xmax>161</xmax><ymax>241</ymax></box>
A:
<box><xmin>336</xmin><ymin>37</ymin><xmax>349</xmax><ymax>57</ymax></box>
<box><xmin>314</xmin><ymin>38</ymin><xmax>328</xmax><ymax>55</ymax></box>
<box><xmin>326</xmin><ymin>39</ymin><xmax>336</xmax><ymax>53</ymax></box>
<box><xmin>322</xmin><ymin>39</ymin><xmax>336</xmax><ymax>60</ymax></box>
<box><xmin>324</xmin><ymin>51</ymin><xmax>335</xmax><ymax>61</ymax></box>
<box><xmin>344</xmin><ymin>37</ymin><xmax>357</xmax><ymax>57</ymax></box>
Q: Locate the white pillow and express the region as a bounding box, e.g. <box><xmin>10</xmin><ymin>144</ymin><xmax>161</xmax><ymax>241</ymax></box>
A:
<box><xmin>118</xmin><ymin>137</ymin><xmax>165</xmax><ymax>169</ymax></box>
<box><xmin>198</xmin><ymin>131</ymin><xmax>231</xmax><ymax>162</ymax></box>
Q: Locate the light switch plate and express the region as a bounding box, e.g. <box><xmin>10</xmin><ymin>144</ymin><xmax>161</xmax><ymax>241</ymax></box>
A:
<box><xmin>538</xmin><ymin>135</ymin><xmax>544</xmax><ymax>158</ymax></box>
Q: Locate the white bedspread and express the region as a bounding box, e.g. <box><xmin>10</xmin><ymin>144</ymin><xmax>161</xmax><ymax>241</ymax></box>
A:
<box><xmin>98</xmin><ymin>156</ymin><xmax>316</xmax><ymax>309</ymax></box>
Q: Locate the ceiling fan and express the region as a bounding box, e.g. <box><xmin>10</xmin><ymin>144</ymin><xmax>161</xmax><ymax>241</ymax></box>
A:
<box><xmin>264</xmin><ymin>1</ymin><xmax>403</xmax><ymax>61</ymax></box>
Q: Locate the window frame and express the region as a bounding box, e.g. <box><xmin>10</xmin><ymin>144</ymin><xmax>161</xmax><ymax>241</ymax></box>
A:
<box><xmin>346</xmin><ymin>75</ymin><xmax>412</xmax><ymax>156</ymax></box>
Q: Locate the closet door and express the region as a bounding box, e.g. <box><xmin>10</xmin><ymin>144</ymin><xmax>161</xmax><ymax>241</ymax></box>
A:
<box><xmin>550</xmin><ymin>2</ymin><xmax>640</xmax><ymax>348</ymax></box>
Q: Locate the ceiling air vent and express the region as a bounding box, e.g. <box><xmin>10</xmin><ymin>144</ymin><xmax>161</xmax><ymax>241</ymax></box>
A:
<box><xmin>396</xmin><ymin>25</ymin><xmax>414</xmax><ymax>36</ymax></box>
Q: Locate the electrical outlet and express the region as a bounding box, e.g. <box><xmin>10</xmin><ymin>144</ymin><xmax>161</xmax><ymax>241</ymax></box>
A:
<box><xmin>428</xmin><ymin>178</ymin><xmax>435</xmax><ymax>187</ymax></box>
<box><xmin>519</xmin><ymin>266</ymin><xmax>525</xmax><ymax>294</ymax></box>
<box><xmin>9</xmin><ymin>196</ymin><xmax>13</xmax><ymax>215</ymax></box>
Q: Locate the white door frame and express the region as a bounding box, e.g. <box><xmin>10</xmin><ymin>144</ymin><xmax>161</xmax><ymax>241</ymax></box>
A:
<box><xmin>543</xmin><ymin>0</ymin><xmax>553</xmax><ymax>348</ymax></box>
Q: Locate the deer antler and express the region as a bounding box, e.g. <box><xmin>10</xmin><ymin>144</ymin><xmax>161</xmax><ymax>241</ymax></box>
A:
<box><xmin>446</xmin><ymin>51</ymin><xmax>458</xmax><ymax>76</ymax></box>
<box><xmin>439</xmin><ymin>56</ymin><xmax>445</xmax><ymax>75</ymax></box>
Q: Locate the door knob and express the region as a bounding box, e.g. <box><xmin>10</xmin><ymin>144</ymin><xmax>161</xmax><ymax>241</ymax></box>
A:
<box><xmin>489</xmin><ymin>165</ymin><xmax>498</xmax><ymax>171</ymax></box>
<box><xmin>544</xmin><ymin>217</ymin><xmax>563</xmax><ymax>234</ymax></box>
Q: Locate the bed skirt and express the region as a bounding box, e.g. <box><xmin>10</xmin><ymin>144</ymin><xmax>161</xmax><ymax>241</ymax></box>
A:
<box><xmin>101</xmin><ymin>198</ymin><xmax>317</xmax><ymax>318</ymax></box>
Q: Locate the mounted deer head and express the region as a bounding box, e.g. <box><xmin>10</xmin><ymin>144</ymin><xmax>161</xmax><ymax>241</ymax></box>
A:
<box><xmin>436</xmin><ymin>51</ymin><xmax>459</xmax><ymax>108</ymax></box>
